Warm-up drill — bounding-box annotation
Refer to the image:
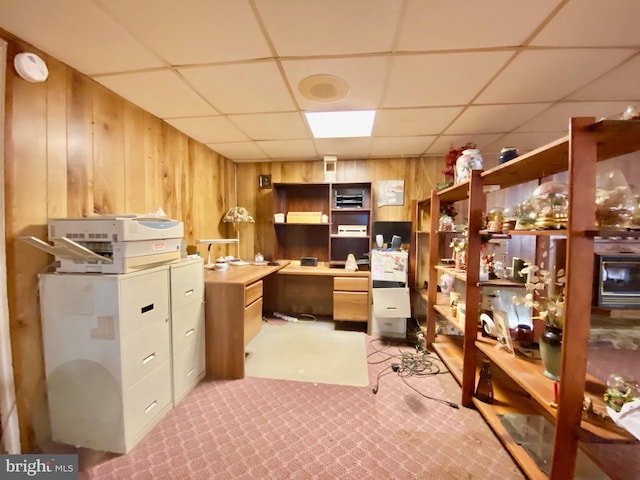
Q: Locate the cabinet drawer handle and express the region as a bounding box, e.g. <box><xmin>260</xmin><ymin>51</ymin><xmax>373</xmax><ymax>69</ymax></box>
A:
<box><xmin>184</xmin><ymin>288</ymin><xmax>194</xmax><ymax>297</ymax></box>
<box><xmin>144</xmin><ymin>400</ymin><xmax>158</xmax><ymax>414</ymax></box>
<box><xmin>186</xmin><ymin>367</ymin><xmax>195</xmax><ymax>378</ymax></box>
<box><xmin>185</xmin><ymin>328</ymin><xmax>195</xmax><ymax>337</ymax></box>
<box><xmin>142</xmin><ymin>352</ymin><xmax>156</xmax><ymax>365</ymax></box>
<box><xmin>141</xmin><ymin>303</ymin><xmax>154</xmax><ymax>314</ymax></box>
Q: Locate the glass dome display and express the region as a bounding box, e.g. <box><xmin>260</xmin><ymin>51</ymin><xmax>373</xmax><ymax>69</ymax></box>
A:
<box><xmin>531</xmin><ymin>181</ymin><xmax>569</xmax><ymax>229</ymax></box>
<box><xmin>595</xmin><ymin>168</ymin><xmax>636</xmax><ymax>229</ymax></box>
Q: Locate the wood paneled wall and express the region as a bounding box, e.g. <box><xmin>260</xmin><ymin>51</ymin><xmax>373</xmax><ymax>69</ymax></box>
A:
<box><xmin>236</xmin><ymin>157</ymin><xmax>444</xmax><ymax>261</ymax></box>
<box><xmin>2</xmin><ymin>32</ymin><xmax>236</xmax><ymax>452</ymax></box>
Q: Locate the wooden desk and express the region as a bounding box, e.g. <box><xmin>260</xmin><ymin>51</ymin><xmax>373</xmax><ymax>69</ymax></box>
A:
<box><xmin>204</xmin><ymin>262</ymin><xmax>286</xmax><ymax>379</ymax></box>
<box><xmin>268</xmin><ymin>262</ymin><xmax>371</xmax><ymax>326</ymax></box>
<box><xmin>204</xmin><ymin>261</ymin><xmax>370</xmax><ymax>380</ymax></box>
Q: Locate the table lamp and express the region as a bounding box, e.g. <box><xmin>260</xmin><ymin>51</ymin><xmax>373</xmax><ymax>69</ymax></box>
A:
<box><xmin>222</xmin><ymin>206</ymin><xmax>255</xmax><ymax>259</ymax></box>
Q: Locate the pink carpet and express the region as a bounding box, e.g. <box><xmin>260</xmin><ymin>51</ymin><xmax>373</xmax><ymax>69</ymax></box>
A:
<box><xmin>75</xmin><ymin>335</ymin><xmax>525</xmax><ymax>479</ymax></box>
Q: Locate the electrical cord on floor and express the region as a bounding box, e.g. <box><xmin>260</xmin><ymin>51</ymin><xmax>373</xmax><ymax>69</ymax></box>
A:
<box><xmin>368</xmin><ymin>338</ymin><xmax>459</xmax><ymax>409</ymax></box>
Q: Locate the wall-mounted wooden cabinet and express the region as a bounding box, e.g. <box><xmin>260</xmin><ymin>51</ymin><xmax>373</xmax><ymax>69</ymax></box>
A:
<box><xmin>273</xmin><ymin>182</ymin><xmax>372</xmax><ymax>267</ymax></box>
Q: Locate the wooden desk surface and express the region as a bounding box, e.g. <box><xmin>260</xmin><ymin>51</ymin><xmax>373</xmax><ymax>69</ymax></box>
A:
<box><xmin>204</xmin><ymin>261</ymin><xmax>288</xmax><ymax>285</ymax></box>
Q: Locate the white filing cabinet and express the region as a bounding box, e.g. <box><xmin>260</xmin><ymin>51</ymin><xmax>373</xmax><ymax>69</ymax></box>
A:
<box><xmin>169</xmin><ymin>258</ymin><xmax>205</xmax><ymax>405</ymax></box>
<box><xmin>370</xmin><ymin>249</ymin><xmax>411</xmax><ymax>338</ymax></box>
<box><xmin>39</xmin><ymin>263</ymin><xmax>190</xmax><ymax>454</ymax></box>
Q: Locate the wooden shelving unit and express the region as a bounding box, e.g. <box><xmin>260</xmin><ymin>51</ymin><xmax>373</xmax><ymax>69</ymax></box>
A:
<box><xmin>272</xmin><ymin>182</ymin><xmax>372</xmax><ymax>266</ymax></box>
<box><xmin>410</xmin><ymin>118</ymin><xmax>640</xmax><ymax>479</ymax></box>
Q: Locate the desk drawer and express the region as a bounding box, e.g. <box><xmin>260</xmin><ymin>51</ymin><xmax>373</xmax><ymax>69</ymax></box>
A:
<box><xmin>245</xmin><ymin>280</ymin><xmax>263</xmax><ymax>306</ymax></box>
<box><xmin>334</xmin><ymin>277</ymin><xmax>368</xmax><ymax>292</ymax></box>
<box><xmin>244</xmin><ymin>297</ymin><xmax>263</xmax><ymax>346</ymax></box>
<box><xmin>333</xmin><ymin>291</ymin><xmax>369</xmax><ymax>322</ymax></box>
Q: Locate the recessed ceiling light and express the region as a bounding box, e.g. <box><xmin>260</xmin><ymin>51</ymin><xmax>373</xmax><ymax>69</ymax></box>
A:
<box><xmin>298</xmin><ymin>74</ymin><xmax>350</xmax><ymax>103</ymax></box>
<box><xmin>304</xmin><ymin>110</ymin><xmax>376</xmax><ymax>138</ymax></box>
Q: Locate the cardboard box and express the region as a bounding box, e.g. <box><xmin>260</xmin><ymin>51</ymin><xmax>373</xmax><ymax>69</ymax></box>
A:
<box><xmin>286</xmin><ymin>211</ymin><xmax>323</xmax><ymax>224</ymax></box>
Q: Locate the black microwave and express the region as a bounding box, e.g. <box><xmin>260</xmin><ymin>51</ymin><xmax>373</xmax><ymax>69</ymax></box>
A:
<box><xmin>593</xmin><ymin>254</ymin><xmax>640</xmax><ymax>308</ymax></box>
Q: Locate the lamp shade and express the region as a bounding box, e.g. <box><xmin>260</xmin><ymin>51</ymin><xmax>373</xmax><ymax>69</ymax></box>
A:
<box><xmin>223</xmin><ymin>206</ymin><xmax>254</xmax><ymax>224</ymax></box>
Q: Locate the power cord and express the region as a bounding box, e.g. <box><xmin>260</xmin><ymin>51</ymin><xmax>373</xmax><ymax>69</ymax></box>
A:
<box><xmin>368</xmin><ymin>338</ymin><xmax>459</xmax><ymax>409</ymax></box>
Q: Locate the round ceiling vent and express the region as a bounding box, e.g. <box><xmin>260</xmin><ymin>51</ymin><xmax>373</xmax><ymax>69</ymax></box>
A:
<box><xmin>298</xmin><ymin>74</ymin><xmax>350</xmax><ymax>103</ymax></box>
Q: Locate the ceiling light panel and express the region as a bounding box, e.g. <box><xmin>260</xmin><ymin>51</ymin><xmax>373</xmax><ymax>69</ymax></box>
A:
<box><xmin>305</xmin><ymin>111</ymin><xmax>376</xmax><ymax>138</ymax></box>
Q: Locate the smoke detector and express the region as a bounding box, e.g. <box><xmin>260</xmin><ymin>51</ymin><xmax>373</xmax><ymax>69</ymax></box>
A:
<box><xmin>14</xmin><ymin>52</ymin><xmax>49</xmax><ymax>83</ymax></box>
<box><xmin>298</xmin><ymin>74</ymin><xmax>349</xmax><ymax>103</ymax></box>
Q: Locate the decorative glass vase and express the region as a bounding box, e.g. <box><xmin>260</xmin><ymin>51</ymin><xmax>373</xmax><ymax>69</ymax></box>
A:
<box><xmin>455</xmin><ymin>149</ymin><xmax>483</xmax><ymax>184</ymax></box>
<box><xmin>539</xmin><ymin>324</ymin><xmax>562</xmax><ymax>380</ymax></box>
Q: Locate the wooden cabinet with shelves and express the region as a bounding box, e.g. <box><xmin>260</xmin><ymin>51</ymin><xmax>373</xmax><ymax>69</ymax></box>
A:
<box><xmin>411</xmin><ymin>118</ymin><xmax>640</xmax><ymax>479</ymax></box>
<box><xmin>273</xmin><ymin>182</ymin><xmax>372</xmax><ymax>267</ymax></box>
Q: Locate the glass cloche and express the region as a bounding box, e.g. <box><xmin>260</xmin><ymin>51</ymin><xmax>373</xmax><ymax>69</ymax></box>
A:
<box><xmin>531</xmin><ymin>181</ymin><xmax>569</xmax><ymax>229</ymax></box>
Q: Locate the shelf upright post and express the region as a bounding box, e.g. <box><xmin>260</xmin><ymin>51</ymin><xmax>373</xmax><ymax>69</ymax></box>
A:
<box><xmin>426</xmin><ymin>190</ymin><xmax>440</xmax><ymax>346</ymax></box>
<box><xmin>461</xmin><ymin>170</ymin><xmax>485</xmax><ymax>407</ymax></box>
<box><xmin>550</xmin><ymin>117</ymin><xmax>598</xmax><ymax>479</ymax></box>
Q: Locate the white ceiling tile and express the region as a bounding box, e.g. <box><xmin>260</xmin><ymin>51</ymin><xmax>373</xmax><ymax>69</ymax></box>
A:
<box><xmin>370</xmin><ymin>137</ymin><xmax>435</xmax><ymax>157</ymax></box>
<box><xmin>165</xmin><ymin>117</ymin><xmax>249</xmax><ymax>144</ymax></box>
<box><xmin>515</xmin><ymin>102</ymin><xmax>633</xmax><ymax>132</ymax></box>
<box><xmin>0</xmin><ymin>0</ymin><xmax>164</xmax><ymax>74</ymax></box>
<box><xmin>482</xmin><ymin>132</ymin><xmax>567</xmax><ymax>155</ymax></box>
<box><xmin>568</xmin><ymin>54</ymin><xmax>640</xmax><ymax>101</ymax></box>
<box><xmin>256</xmin><ymin>140</ymin><xmax>318</xmax><ymax>160</ymax></box>
<box><xmin>383</xmin><ymin>52</ymin><xmax>513</xmax><ymax>107</ymax></box>
<box><xmin>477</xmin><ymin>49</ymin><xmax>636</xmax><ymax>103</ymax></box>
<box><xmin>95</xmin><ymin>70</ymin><xmax>218</xmax><ymax>119</ymax></box>
<box><xmin>374</xmin><ymin>107</ymin><xmax>463</xmax><ymax>136</ymax></box>
<box><xmin>427</xmin><ymin>134</ymin><xmax>503</xmax><ymax>155</ymax></box>
<box><xmin>230</xmin><ymin>112</ymin><xmax>310</xmax><ymax>140</ymax></box>
<box><xmin>207</xmin><ymin>142</ymin><xmax>269</xmax><ymax>162</ymax></box>
<box><xmin>446</xmin><ymin>104</ymin><xmax>551</xmax><ymax>135</ymax></box>
<box><xmin>96</xmin><ymin>0</ymin><xmax>271</xmax><ymax>65</ymax></box>
<box><xmin>313</xmin><ymin>137</ymin><xmax>373</xmax><ymax>159</ymax></box>
<box><xmin>281</xmin><ymin>57</ymin><xmax>390</xmax><ymax>111</ymax></box>
<box><xmin>532</xmin><ymin>0</ymin><xmax>640</xmax><ymax>47</ymax></box>
<box><xmin>398</xmin><ymin>0</ymin><xmax>561</xmax><ymax>51</ymax></box>
<box><xmin>178</xmin><ymin>61</ymin><xmax>296</xmax><ymax>114</ymax></box>
<box><xmin>255</xmin><ymin>0</ymin><xmax>402</xmax><ymax>56</ymax></box>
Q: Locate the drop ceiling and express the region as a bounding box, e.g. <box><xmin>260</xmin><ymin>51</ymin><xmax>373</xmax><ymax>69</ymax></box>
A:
<box><xmin>1</xmin><ymin>0</ymin><xmax>639</xmax><ymax>163</ymax></box>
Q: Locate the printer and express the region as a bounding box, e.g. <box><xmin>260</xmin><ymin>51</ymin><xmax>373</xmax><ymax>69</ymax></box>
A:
<box><xmin>22</xmin><ymin>214</ymin><xmax>184</xmax><ymax>274</ymax></box>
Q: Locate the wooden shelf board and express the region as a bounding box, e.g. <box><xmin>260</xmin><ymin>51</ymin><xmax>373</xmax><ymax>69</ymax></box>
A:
<box><xmin>481</xmin><ymin>136</ymin><xmax>569</xmax><ymax>189</ymax></box>
<box><xmin>476</xmin><ymin>337</ymin><xmax>634</xmax><ymax>442</ymax></box>
<box><xmin>586</xmin><ymin>229</ymin><xmax>640</xmax><ymax>239</ymax></box>
<box><xmin>434</xmin><ymin>264</ymin><xmax>467</xmax><ymax>282</ymax></box>
<box><xmin>436</xmin><ymin>182</ymin><xmax>470</xmax><ymax>203</ymax></box>
<box><xmin>431</xmin><ymin>334</ymin><xmax>464</xmax><ymax>385</ymax></box>
<box><xmin>478</xmin><ymin>278</ymin><xmax>526</xmax><ymax>288</ymax></box>
<box><xmin>589</xmin><ymin>119</ymin><xmax>640</xmax><ymax>160</ymax></box>
<box><xmin>434</xmin><ymin>304</ymin><xmax>465</xmax><ymax>334</ymax></box>
<box><xmin>434</xmin><ymin>335</ymin><xmax>549</xmax><ymax>479</ymax></box>
<box><xmin>488</xmin><ymin>229</ymin><xmax>567</xmax><ymax>237</ymax></box>
<box><xmin>472</xmin><ymin>398</ymin><xmax>549</xmax><ymax>480</ymax></box>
